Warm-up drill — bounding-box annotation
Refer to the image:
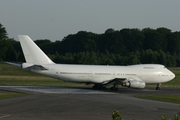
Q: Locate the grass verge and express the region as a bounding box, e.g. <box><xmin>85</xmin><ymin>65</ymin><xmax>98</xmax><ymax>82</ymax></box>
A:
<box><xmin>0</xmin><ymin>92</ymin><xmax>28</xmax><ymax>99</ymax></box>
<box><xmin>137</xmin><ymin>94</ymin><xmax>180</xmax><ymax>104</ymax></box>
<box><xmin>0</xmin><ymin>63</ymin><xmax>87</xmax><ymax>86</ymax></box>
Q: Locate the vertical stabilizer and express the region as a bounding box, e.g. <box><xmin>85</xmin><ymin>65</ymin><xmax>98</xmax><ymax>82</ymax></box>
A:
<box><xmin>18</xmin><ymin>35</ymin><xmax>54</xmax><ymax>65</ymax></box>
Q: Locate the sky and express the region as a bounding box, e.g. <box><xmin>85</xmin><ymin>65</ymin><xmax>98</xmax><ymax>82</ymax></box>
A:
<box><xmin>0</xmin><ymin>0</ymin><xmax>180</xmax><ymax>41</ymax></box>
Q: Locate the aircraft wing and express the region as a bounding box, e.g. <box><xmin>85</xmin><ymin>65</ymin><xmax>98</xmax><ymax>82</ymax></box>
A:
<box><xmin>102</xmin><ymin>78</ymin><xmax>126</xmax><ymax>86</ymax></box>
<box><xmin>5</xmin><ymin>62</ymin><xmax>47</xmax><ymax>71</ymax></box>
<box><xmin>102</xmin><ymin>77</ymin><xmax>146</xmax><ymax>89</ymax></box>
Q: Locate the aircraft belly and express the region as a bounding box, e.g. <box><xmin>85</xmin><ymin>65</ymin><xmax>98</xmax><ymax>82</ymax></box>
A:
<box><xmin>141</xmin><ymin>75</ymin><xmax>161</xmax><ymax>84</ymax></box>
<box><xmin>59</xmin><ymin>74</ymin><xmax>89</xmax><ymax>82</ymax></box>
<box><xmin>90</xmin><ymin>76</ymin><xmax>115</xmax><ymax>84</ymax></box>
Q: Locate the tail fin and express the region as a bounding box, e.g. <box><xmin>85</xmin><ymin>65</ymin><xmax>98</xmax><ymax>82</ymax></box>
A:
<box><xmin>18</xmin><ymin>35</ymin><xmax>54</xmax><ymax>65</ymax></box>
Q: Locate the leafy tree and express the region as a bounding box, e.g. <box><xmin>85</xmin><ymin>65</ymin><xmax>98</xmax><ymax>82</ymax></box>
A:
<box><xmin>1</xmin><ymin>22</ymin><xmax>180</xmax><ymax>67</ymax></box>
<box><xmin>158</xmin><ymin>50</ymin><xmax>167</xmax><ymax>65</ymax></box>
<box><xmin>105</xmin><ymin>28</ymin><xmax>115</xmax><ymax>34</ymax></box>
<box><xmin>0</xmin><ymin>23</ymin><xmax>8</xmax><ymax>41</ymax></box>
<box><xmin>112</xmin><ymin>109</ymin><xmax>122</xmax><ymax>120</ymax></box>
<box><xmin>0</xmin><ymin>40</ymin><xmax>18</xmax><ymax>61</ymax></box>
<box><xmin>120</xmin><ymin>28</ymin><xmax>144</xmax><ymax>53</ymax></box>
<box><xmin>142</xmin><ymin>28</ymin><xmax>167</xmax><ymax>51</ymax></box>
<box><xmin>98</xmin><ymin>30</ymin><xmax>126</xmax><ymax>54</ymax></box>
<box><xmin>167</xmin><ymin>32</ymin><xmax>180</xmax><ymax>54</ymax></box>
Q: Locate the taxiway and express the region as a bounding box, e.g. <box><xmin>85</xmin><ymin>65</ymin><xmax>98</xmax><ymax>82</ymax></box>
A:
<box><xmin>0</xmin><ymin>86</ymin><xmax>179</xmax><ymax>120</ymax></box>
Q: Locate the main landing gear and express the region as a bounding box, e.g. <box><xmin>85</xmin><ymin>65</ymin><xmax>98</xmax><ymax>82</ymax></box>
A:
<box><xmin>92</xmin><ymin>84</ymin><xmax>106</xmax><ymax>90</ymax></box>
<box><xmin>156</xmin><ymin>83</ymin><xmax>161</xmax><ymax>90</ymax></box>
<box><xmin>110</xmin><ymin>85</ymin><xmax>119</xmax><ymax>91</ymax></box>
<box><xmin>92</xmin><ymin>84</ymin><xmax>119</xmax><ymax>91</ymax></box>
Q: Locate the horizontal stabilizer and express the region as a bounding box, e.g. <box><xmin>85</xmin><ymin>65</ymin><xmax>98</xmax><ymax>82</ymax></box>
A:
<box><xmin>4</xmin><ymin>62</ymin><xmax>22</xmax><ymax>67</ymax></box>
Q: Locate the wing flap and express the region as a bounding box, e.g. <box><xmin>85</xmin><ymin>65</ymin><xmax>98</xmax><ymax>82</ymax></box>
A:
<box><xmin>102</xmin><ymin>76</ymin><xmax>143</xmax><ymax>88</ymax></box>
<box><xmin>102</xmin><ymin>78</ymin><xmax>126</xmax><ymax>87</ymax></box>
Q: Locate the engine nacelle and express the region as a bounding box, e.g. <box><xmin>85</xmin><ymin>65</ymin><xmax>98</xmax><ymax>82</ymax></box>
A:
<box><xmin>123</xmin><ymin>79</ymin><xmax>146</xmax><ymax>89</ymax></box>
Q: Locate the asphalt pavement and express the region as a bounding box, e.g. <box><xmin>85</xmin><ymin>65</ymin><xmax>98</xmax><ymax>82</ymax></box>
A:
<box><xmin>0</xmin><ymin>86</ymin><xmax>179</xmax><ymax>120</ymax></box>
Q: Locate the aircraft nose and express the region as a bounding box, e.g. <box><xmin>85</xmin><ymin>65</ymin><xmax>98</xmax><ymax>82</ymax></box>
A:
<box><xmin>170</xmin><ymin>72</ymin><xmax>175</xmax><ymax>80</ymax></box>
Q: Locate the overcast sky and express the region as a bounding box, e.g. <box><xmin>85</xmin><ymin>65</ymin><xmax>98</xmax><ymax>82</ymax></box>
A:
<box><xmin>0</xmin><ymin>0</ymin><xmax>180</xmax><ymax>41</ymax></box>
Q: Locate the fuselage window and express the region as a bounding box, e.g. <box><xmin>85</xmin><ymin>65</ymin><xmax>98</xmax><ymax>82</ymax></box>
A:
<box><xmin>143</xmin><ymin>67</ymin><xmax>154</xmax><ymax>69</ymax></box>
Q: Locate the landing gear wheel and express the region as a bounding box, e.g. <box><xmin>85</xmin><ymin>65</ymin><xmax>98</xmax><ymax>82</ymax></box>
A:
<box><xmin>156</xmin><ymin>87</ymin><xmax>160</xmax><ymax>90</ymax></box>
<box><xmin>156</xmin><ymin>84</ymin><xmax>161</xmax><ymax>90</ymax></box>
<box><xmin>110</xmin><ymin>86</ymin><xmax>118</xmax><ymax>91</ymax></box>
<box><xmin>92</xmin><ymin>84</ymin><xmax>106</xmax><ymax>90</ymax></box>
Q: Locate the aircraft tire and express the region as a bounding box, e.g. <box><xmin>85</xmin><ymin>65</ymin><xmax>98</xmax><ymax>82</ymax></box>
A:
<box><xmin>156</xmin><ymin>87</ymin><xmax>160</xmax><ymax>90</ymax></box>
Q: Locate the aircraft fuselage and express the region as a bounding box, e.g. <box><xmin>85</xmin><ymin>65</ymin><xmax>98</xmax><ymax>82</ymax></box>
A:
<box><xmin>28</xmin><ymin>64</ymin><xmax>175</xmax><ymax>85</ymax></box>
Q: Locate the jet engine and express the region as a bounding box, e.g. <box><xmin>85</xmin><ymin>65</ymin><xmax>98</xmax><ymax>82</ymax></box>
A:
<box><xmin>123</xmin><ymin>79</ymin><xmax>146</xmax><ymax>89</ymax></box>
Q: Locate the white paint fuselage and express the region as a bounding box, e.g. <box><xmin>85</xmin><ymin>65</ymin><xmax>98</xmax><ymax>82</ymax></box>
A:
<box><xmin>33</xmin><ymin>64</ymin><xmax>175</xmax><ymax>85</ymax></box>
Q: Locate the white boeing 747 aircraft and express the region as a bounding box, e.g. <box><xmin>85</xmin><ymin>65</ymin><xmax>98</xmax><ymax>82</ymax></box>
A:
<box><xmin>14</xmin><ymin>35</ymin><xmax>175</xmax><ymax>90</ymax></box>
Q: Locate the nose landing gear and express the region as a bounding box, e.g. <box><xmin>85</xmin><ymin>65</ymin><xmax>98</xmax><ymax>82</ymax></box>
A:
<box><xmin>156</xmin><ymin>83</ymin><xmax>161</xmax><ymax>90</ymax></box>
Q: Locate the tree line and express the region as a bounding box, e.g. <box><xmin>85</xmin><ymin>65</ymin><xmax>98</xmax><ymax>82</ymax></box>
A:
<box><xmin>1</xmin><ymin>23</ymin><xmax>180</xmax><ymax>67</ymax></box>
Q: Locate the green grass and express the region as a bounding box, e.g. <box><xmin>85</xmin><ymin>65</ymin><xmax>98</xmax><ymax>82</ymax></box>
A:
<box><xmin>137</xmin><ymin>94</ymin><xmax>180</xmax><ymax>104</ymax></box>
<box><xmin>0</xmin><ymin>92</ymin><xmax>28</xmax><ymax>99</ymax></box>
<box><xmin>0</xmin><ymin>63</ymin><xmax>86</xmax><ymax>86</ymax></box>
